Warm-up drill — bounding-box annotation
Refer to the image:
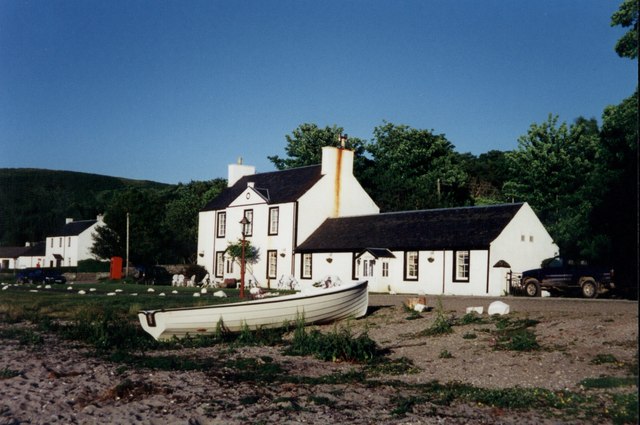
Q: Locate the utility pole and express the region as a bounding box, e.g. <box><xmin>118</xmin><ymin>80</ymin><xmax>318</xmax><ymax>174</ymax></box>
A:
<box><xmin>125</xmin><ymin>212</ymin><xmax>130</xmax><ymax>278</ymax></box>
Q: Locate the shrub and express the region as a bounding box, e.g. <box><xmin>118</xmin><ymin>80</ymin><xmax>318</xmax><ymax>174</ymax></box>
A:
<box><xmin>78</xmin><ymin>259</ymin><xmax>110</xmax><ymax>273</ymax></box>
<box><xmin>183</xmin><ymin>264</ymin><xmax>207</xmax><ymax>283</ymax></box>
<box><xmin>420</xmin><ymin>299</ymin><xmax>454</xmax><ymax>336</ymax></box>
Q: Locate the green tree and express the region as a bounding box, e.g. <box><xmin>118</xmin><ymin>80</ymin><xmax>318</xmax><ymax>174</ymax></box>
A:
<box><xmin>611</xmin><ymin>0</ymin><xmax>638</xmax><ymax>59</ymax></box>
<box><xmin>590</xmin><ymin>91</ymin><xmax>638</xmax><ymax>294</ymax></box>
<box><xmin>91</xmin><ymin>188</ymin><xmax>173</xmax><ymax>265</ymax></box>
<box><xmin>164</xmin><ymin>179</ymin><xmax>226</xmax><ymax>263</ymax></box>
<box><xmin>503</xmin><ymin>115</ymin><xmax>602</xmax><ymax>259</ymax></box>
<box><xmin>459</xmin><ymin>150</ymin><xmax>512</xmax><ymax>204</ymax></box>
<box><xmin>267</xmin><ymin>123</ymin><xmax>370</xmax><ymax>174</ymax></box>
<box><xmin>363</xmin><ymin>122</ymin><xmax>470</xmax><ymax>211</ymax></box>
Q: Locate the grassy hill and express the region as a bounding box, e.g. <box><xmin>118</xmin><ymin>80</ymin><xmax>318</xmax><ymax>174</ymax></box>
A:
<box><xmin>0</xmin><ymin>168</ymin><xmax>171</xmax><ymax>246</ymax></box>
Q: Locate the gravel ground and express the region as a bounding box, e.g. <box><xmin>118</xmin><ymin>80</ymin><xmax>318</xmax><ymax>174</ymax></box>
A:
<box><xmin>1</xmin><ymin>294</ymin><xmax>637</xmax><ymax>424</ymax></box>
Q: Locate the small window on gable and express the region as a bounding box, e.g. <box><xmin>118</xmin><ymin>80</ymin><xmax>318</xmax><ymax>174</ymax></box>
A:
<box><xmin>268</xmin><ymin>207</ymin><xmax>279</xmax><ymax>235</ymax></box>
<box><xmin>529</xmin><ymin>235</ymin><xmax>534</xmax><ymax>242</ymax></box>
<box><xmin>216</xmin><ymin>212</ymin><xmax>226</xmax><ymax>238</ymax></box>
<box><xmin>301</xmin><ymin>253</ymin><xmax>312</xmax><ymax>279</ymax></box>
<box><xmin>521</xmin><ymin>234</ymin><xmax>525</xmax><ymax>242</ymax></box>
<box><xmin>454</xmin><ymin>250</ymin><xmax>470</xmax><ymax>282</ymax></box>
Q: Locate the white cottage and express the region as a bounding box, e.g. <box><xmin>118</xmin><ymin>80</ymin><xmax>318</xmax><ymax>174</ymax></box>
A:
<box><xmin>197</xmin><ymin>147</ymin><xmax>558</xmax><ymax>296</ymax></box>
<box><xmin>44</xmin><ymin>215</ymin><xmax>104</xmax><ymax>267</ymax></box>
<box><xmin>197</xmin><ymin>147</ymin><xmax>379</xmax><ymax>287</ymax></box>
<box><xmin>295</xmin><ymin>203</ymin><xmax>558</xmax><ymax>296</ymax></box>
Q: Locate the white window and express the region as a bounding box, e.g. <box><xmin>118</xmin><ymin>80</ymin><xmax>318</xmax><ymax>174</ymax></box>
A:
<box><xmin>362</xmin><ymin>259</ymin><xmax>374</xmax><ymax>277</ymax></box>
<box><xmin>382</xmin><ymin>261</ymin><xmax>389</xmax><ymax>277</ymax></box>
<box><xmin>404</xmin><ymin>251</ymin><xmax>418</xmax><ymax>280</ymax></box>
<box><xmin>268</xmin><ymin>207</ymin><xmax>279</xmax><ymax>235</ymax></box>
<box><xmin>243</xmin><ymin>210</ymin><xmax>253</xmax><ymax>236</ymax></box>
<box><xmin>267</xmin><ymin>250</ymin><xmax>277</xmax><ymax>279</ymax></box>
<box><xmin>216</xmin><ymin>212</ymin><xmax>226</xmax><ymax>238</ymax></box>
<box><xmin>215</xmin><ymin>252</ymin><xmax>224</xmax><ymax>277</ymax></box>
<box><xmin>226</xmin><ymin>258</ymin><xmax>234</xmax><ymax>274</ymax></box>
<box><xmin>454</xmin><ymin>250</ymin><xmax>470</xmax><ymax>282</ymax></box>
<box><xmin>302</xmin><ymin>253</ymin><xmax>312</xmax><ymax>279</ymax></box>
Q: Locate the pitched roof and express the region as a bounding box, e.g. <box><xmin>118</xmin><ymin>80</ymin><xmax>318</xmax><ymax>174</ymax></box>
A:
<box><xmin>0</xmin><ymin>246</ymin><xmax>29</xmax><ymax>259</ymax></box>
<box><xmin>202</xmin><ymin>165</ymin><xmax>323</xmax><ymax>211</ymax></box>
<box><xmin>296</xmin><ymin>203</ymin><xmax>524</xmax><ymax>252</ymax></box>
<box><xmin>58</xmin><ymin>220</ymin><xmax>98</xmax><ymax>237</ymax></box>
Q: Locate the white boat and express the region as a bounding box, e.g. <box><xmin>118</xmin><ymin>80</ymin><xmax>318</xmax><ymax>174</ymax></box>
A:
<box><xmin>138</xmin><ymin>280</ymin><xmax>369</xmax><ymax>341</ymax></box>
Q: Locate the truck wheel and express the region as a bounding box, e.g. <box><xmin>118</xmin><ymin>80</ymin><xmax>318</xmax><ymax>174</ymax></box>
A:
<box><xmin>524</xmin><ymin>279</ymin><xmax>541</xmax><ymax>297</ymax></box>
<box><xmin>581</xmin><ymin>279</ymin><xmax>598</xmax><ymax>298</ymax></box>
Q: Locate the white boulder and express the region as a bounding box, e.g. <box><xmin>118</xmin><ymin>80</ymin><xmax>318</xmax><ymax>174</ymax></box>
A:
<box><xmin>466</xmin><ymin>306</ymin><xmax>484</xmax><ymax>315</ymax></box>
<box><xmin>488</xmin><ymin>301</ymin><xmax>510</xmax><ymax>316</ymax></box>
<box><xmin>213</xmin><ymin>290</ymin><xmax>227</xmax><ymax>298</ymax></box>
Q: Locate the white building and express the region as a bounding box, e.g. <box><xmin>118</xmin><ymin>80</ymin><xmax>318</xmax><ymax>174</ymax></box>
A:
<box><xmin>44</xmin><ymin>215</ymin><xmax>104</xmax><ymax>267</ymax></box>
<box><xmin>197</xmin><ymin>147</ymin><xmax>558</xmax><ymax>296</ymax></box>
<box><xmin>197</xmin><ymin>147</ymin><xmax>379</xmax><ymax>287</ymax></box>
<box><xmin>0</xmin><ymin>242</ymin><xmax>46</xmax><ymax>270</ymax></box>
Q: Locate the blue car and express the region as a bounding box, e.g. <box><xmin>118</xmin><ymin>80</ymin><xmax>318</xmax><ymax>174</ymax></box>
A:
<box><xmin>16</xmin><ymin>268</ymin><xmax>67</xmax><ymax>285</ymax></box>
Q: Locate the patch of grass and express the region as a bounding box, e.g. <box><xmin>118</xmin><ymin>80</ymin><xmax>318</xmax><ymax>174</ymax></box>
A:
<box><xmin>366</xmin><ymin>356</ymin><xmax>420</xmax><ymax>376</ymax></box>
<box><xmin>457</xmin><ymin>312</ymin><xmax>487</xmax><ymax>325</ymax></box>
<box><xmin>307</xmin><ymin>395</ymin><xmax>332</xmax><ymax>406</ymax></box>
<box><xmin>439</xmin><ymin>349</ymin><xmax>453</xmax><ymax>359</ymax></box>
<box><xmin>239</xmin><ymin>395</ymin><xmax>261</xmax><ymax>405</ymax></box>
<box><xmin>590</xmin><ymin>353</ymin><xmax>620</xmax><ymax>365</ymax></box>
<box><xmin>610</xmin><ymin>393</ymin><xmax>639</xmax><ymax>425</ymax></box>
<box><xmin>491</xmin><ymin>316</ymin><xmax>540</xmax><ymax>351</ymax></box>
<box><xmin>579</xmin><ymin>376</ymin><xmax>638</xmax><ymax>389</ymax></box>
<box><xmin>419</xmin><ymin>299</ymin><xmax>454</xmax><ymax>337</ymax></box>
<box><xmin>390</xmin><ymin>395</ymin><xmax>422</xmax><ymax>417</ymax></box>
<box><xmin>284</xmin><ymin>319</ymin><xmax>380</xmax><ymax>363</ymax></box>
<box><xmin>462</xmin><ymin>332</ymin><xmax>477</xmax><ymax>339</ymax></box>
<box><xmin>0</xmin><ymin>367</ymin><xmax>21</xmax><ymax>379</ymax></box>
<box><xmin>0</xmin><ymin>326</ymin><xmax>44</xmax><ymax>347</ymax></box>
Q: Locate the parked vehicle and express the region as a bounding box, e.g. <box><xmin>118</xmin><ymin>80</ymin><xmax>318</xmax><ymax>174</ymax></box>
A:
<box><xmin>16</xmin><ymin>268</ymin><xmax>67</xmax><ymax>285</ymax></box>
<box><xmin>134</xmin><ymin>265</ymin><xmax>172</xmax><ymax>285</ymax></box>
<box><xmin>520</xmin><ymin>257</ymin><xmax>614</xmax><ymax>298</ymax></box>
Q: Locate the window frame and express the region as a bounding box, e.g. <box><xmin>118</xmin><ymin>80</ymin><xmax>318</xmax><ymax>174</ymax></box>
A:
<box><xmin>266</xmin><ymin>250</ymin><xmax>278</xmax><ymax>279</ymax></box>
<box><xmin>453</xmin><ymin>250</ymin><xmax>470</xmax><ymax>282</ymax></box>
<box><xmin>268</xmin><ymin>207</ymin><xmax>279</xmax><ymax>235</ymax></box>
<box><xmin>243</xmin><ymin>209</ymin><xmax>253</xmax><ymax>236</ymax></box>
<box><xmin>215</xmin><ymin>251</ymin><xmax>225</xmax><ymax>278</ymax></box>
<box><xmin>216</xmin><ymin>212</ymin><xmax>226</xmax><ymax>238</ymax></box>
<box><xmin>382</xmin><ymin>261</ymin><xmax>389</xmax><ymax>277</ymax></box>
<box><xmin>301</xmin><ymin>253</ymin><xmax>312</xmax><ymax>279</ymax></box>
<box><xmin>404</xmin><ymin>251</ymin><xmax>419</xmax><ymax>281</ymax></box>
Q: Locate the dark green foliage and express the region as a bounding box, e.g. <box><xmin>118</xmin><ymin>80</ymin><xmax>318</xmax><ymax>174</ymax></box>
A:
<box><xmin>285</xmin><ymin>320</ymin><xmax>380</xmax><ymax>363</ymax></box>
<box><xmin>611</xmin><ymin>0</ymin><xmax>638</xmax><ymax>59</ymax></box>
<box><xmin>579</xmin><ymin>376</ymin><xmax>637</xmax><ymax>389</ymax></box>
<box><xmin>492</xmin><ymin>317</ymin><xmax>540</xmax><ymax>351</ymax></box>
<box><xmin>591</xmin><ymin>354</ymin><xmax>620</xmax><ymax>365</ymax></box>
<box><xmin>0</xmin><ymin>367</ymin><xmax>21</xmax><ymax>379</ymax></box>
<box><xmin>366</xmin><ymin>357</ymin><xmax>420</xmax><ymax>376</ymax></box>
<box><xmin>419</xmin><ymin>299</ymin><xmax>454</xmax><ymax>336</ymax></box>
<box><xmin>77</xmin><ymin>259</ymin><xmax>111</xmax><ymax>273</ymax></box>
<box><xmin>610</xmin><ymin>393</ymin><xmax>639</xmax><ymax>425</ymax></box>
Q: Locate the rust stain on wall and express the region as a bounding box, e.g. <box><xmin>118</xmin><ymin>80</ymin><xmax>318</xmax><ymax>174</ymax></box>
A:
<box><xmin>334</xmin><ymin>148</ymin><xmax>342</xmax><ymax>217</ymax></box>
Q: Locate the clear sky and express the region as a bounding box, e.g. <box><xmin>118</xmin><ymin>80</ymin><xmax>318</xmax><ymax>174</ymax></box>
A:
<box><xmin>0</xmin><ymin>1</ymin><xmax>636</xmax><ymax>184</ymax></box>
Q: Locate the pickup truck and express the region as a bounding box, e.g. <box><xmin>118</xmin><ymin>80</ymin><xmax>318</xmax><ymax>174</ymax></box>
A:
<box><xmin>520</xmin><ymin>257</ymin><xmax>614</xmax><ymax>298</ymax></box>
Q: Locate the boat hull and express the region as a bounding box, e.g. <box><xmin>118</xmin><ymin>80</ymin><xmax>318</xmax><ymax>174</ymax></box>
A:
<box><xmin>138</xmin><ymin>280</ymin><xmax>369</xmax><ymax>341</ymax></box>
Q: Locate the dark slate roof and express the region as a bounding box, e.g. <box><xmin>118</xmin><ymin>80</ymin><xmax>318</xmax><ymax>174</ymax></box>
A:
<box><xmin>0</xmin><ymin>246</ymin><xmax>29</xmax><ymax>259</ymax></box>
<box><xmin>22</xmin><ymin>242</ymin><xmax>45</xmax><ymax>257</ymax></box>
<box><xmin>58</xmin><ymin>220</ymin><xmax>98</xmax><ymax>236</ymax></box>
<box><xmin>296</xmin><ymin>203</ymin><xmax>524</xmax><ymax>253</ymax></box>
<box><xmin>202</xmin><ymin>165</ymin><xmax>323</xmax><ymax>211</ymax></box>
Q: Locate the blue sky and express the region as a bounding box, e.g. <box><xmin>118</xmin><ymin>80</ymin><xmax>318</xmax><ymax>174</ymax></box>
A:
<box><xmin>0</xmin><ymin>1</ymin><xmax>636</xmax><ymax>184</ymax></box>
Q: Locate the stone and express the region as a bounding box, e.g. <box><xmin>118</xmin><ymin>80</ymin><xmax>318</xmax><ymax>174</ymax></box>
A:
<box><xmin>488</xmin><ymin>301</ymin><xmax>510</xmax><ymax>315</ymax></box>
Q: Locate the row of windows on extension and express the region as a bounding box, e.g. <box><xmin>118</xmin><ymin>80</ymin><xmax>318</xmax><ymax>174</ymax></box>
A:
<box><xmin>216</xmin><ymin>208</ymin><xmax>279</xmax><ymax>238</ymax></box>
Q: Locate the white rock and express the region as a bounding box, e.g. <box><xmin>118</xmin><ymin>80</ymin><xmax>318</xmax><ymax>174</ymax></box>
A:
<box><xmin>131</xmin><ymin>293</ymin><xmax>138</xmax><ymax>296</ymax></box>
<box><xmin>29</xmin><ymin>289</ymin><xmax>38</xmax><ymax>293</ymax></box>
<box><xmin>200</xmin><ymin>288</ymin><xmax>208</xmax><ymax>294</ymax></box>
<box><xmin>115</xmin><ymin>289</ymin><xmax>123</xmax><ymax>293</ymax></box>
<box><xmin>541</xmin><ymin>290</ymin><xmax>551</xmax><ymax>297</ymax></box>
<box><xmin>158</xmin><ymin>292</ymin><xmax>165</xmax><ymax>297</ymax></box>
<box><xmin>78</xmin><ymin>290</ymin><xmax>86</xmax><ymax>295</ymax></box>
<box><xmin>1</xmin><ymin>286</ymin><xmax>8</xmax><ymax>291</ymax></box>
<box><xmin>107</xmin><ymin>292</ymin><xmax>116</xmax><ymax>296</ymax></box>
<box><xmin>193</xmin><ymin>292</ymin><xmax>201</xmax><ymax>297</ymax></box>
<box><xmin>250</xmin><ymin>287</ymin><xmax>262</xmax><ymax>295</ymax></box>
<box><xmin>171</xmin><ymin>290</ymin><xmax>178</xmax><ymax>294</ymax></box>
<box><xmin>466</xmin><ymin>306</ymin><xmax>484</xmax><ymax>315</ymax></box>
<box><xmin>147</xmin><ymin>288</ymin><xmax>155</xmax><ymax>293</ymax></box>
<box><xmin>488</xmin><ymin>301</ymin><xmax>510</xmax><ymax>316</ymax></box>
<box><xmin>44</xmin><ymin>285</ymin><xmax>51</xmax><ymax>289</ymax></box>
<box><xmin>67</xmin><ymin>286</ymin><xmax>73</xmax><ymax>290</ymax></box>
<box><xmin>414</xmin><ymin>303</ymin><xmax>427</xmax><ymax>312</ymax></box>
<box><xmin>36</xmin><ymin>285</ymin><xmax>42</xmax><ymax>289</ymax></box>
<box><xmin>89</xmin><ymin>288</ymin><xmax>96</xmax><ymax>292</ymax></box>
<box><xmin>213</xmin><ymin>290</ymin><xmax>227</xmax><ymax>298</ymax></box>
